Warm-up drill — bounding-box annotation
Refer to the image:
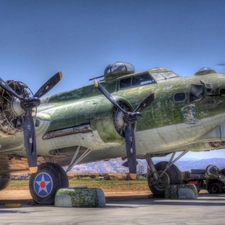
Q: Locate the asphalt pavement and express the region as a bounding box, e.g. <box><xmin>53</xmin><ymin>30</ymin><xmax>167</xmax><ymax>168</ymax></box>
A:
<box><xmin>0</xmin><ymin>193</ymin><xmax>224</xmax><ymax>225</ymax></box>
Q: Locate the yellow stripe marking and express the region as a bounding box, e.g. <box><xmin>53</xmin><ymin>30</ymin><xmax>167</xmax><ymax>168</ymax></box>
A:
<box><xmin>126</xmin><ymin>87</ymin><xmax>152</xmax><ymax>95</ymax></box>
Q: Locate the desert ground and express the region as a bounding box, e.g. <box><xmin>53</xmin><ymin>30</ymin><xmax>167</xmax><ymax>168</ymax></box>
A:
<box><xmin>0</xmin><ymin>178</ymin><xmax>152</xmax><ymax>200</ymax></box>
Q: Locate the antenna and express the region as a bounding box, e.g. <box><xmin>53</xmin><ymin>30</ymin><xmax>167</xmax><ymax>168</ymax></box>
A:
<box><xmin>89</xmin><ymin>75</ymin><xmax>104</xmax><ymax>81</ymax></box>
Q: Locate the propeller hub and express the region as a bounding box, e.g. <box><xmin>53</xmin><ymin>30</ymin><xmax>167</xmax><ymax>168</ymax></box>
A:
<box><xmin>20</xmin><ymin>97</ymin><xmax>41</xmax><ymax>110</ymax></box>
<box><xmin>12</xmin><ymin>97</ymin><xmax>24</xmax><ymax>116</ymax></box>
<box><xmin>115</xmin><ymin>110</ymin><xmax>125</xmax><ymax>128</ymax></box>
<box><xmin>126</xmin><ymin>112</ymin><xmax>142</xmax><ymax>122</ymax></box>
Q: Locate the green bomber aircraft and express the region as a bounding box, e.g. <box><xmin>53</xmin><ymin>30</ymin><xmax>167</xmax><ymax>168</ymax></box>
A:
<box><xmin>0</xmin><ymin>61</ymin><xmax>224</xmax><ymax>204</ymax></box>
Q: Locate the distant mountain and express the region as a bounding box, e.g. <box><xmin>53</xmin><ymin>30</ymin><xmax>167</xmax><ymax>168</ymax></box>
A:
<box><xmin>175</xmin><ymin>158</ymin><xmax>225</xmax><ymax>172</ymax></box>
<box><xmin>67</xmin><ymin>158</ymin><xmax>147</xmax><ymax>174</ymax></box>
<box><xmin>70</xmin><ymin>158</ymin><xmax>129</xmax><ymax>173</ymax></box>
<box><xmin>66</xmin><ymin>157</ymin><xmax>225</xmax><ymax>174</ymax></box>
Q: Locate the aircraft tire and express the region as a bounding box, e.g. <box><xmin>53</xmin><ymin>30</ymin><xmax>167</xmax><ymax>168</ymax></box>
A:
<box><xmin>208</xmin><ymin>182</ymin><xmax>222</xmax><ymax>194</ymax></box>
<box><xmin>29</xmin><ymin>162</ymin><xmax>69</xmax><ymax>205</ymax></box>
<box><xmin>220</xmin><ymin>168</ymin><xmax>225</xmax><ymax>176</ymax></box>
<box><xmin>0</xmin><ymin>174</ymin><xmax>10</xmax><ymax>190</ymax></box>
<box><xmin>148</xmin><ymin>161</ymin><xmax>182</xmax><ymax>197</ymax></box>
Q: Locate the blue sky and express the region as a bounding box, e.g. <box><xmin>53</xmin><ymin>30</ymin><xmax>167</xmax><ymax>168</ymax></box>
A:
<box><xmin>0</xmin><ymin>0</ymin><xmax>225</xmax><ymax>159</ymax></box>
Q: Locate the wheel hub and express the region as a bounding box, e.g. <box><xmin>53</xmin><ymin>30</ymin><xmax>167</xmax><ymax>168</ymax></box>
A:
<box><xmin>153</xmin><ymin>171</ymin><xmax>170</xmax><ymax>191</ymax></box>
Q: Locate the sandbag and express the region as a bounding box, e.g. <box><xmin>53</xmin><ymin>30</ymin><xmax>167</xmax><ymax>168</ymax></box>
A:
<box><xmin>55</xmin><ymin>187</ymin><xmax>105</xmax><ymax>207</ymax></box>
<box><xmin>165</xmin><ymin>184</ymin><xmax>198</xmax><ymax>199</ymax></box>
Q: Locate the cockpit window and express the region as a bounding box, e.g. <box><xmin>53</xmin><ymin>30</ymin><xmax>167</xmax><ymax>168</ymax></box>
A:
<box><xmin>151</xmin><ymin>71</ymin><xmax>178</xmax><ymax>81</ymax></box>
<box><xmin>120</xmin><ymin>77</ymin><xmax>131</xmax><ymax>89</ymax></box>
<box><xmin>119</xmin><ymin>73</ymin><xmax>155</xmax><ymax>89</ymax></box>
<box><xmin>132</xmin><ymin>73</ymin><xmax>155</xmax><ymax>86</ymax></box>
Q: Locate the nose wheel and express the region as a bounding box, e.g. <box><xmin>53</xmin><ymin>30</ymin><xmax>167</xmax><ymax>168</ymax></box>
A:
<box><xmin>29</xmin><ymin>162</ymin><xmax>68</xmax><ymax>205</ymax></box>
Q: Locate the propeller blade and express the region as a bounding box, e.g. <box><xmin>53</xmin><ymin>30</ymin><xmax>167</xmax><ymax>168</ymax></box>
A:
<box><xmin>134</xmin><ymin>92</ymin><xmax>156</xmax><ymax>112</ymax></box>
<box><xmin>125</xmin><ymin>123</ymin><xmax>137</xmax><ymax>179</ymax></box>
<box><xmin>34</xmin><ymin>72</ymin><xmax>63</xmax><ymax>98</ymax></box>
<box><xmin>94</xmin><ymin>79</ymin><xmax>128</xmax><ymax>114</ymax></box>
<box><xmin>122</xmin><ymin>160</ymin><xmax>138</xmax><ymax>167</ymax></box>
<box><xmin>0</xmin><ymin>72</ymin><xmax>63</xmax><ymax>173</ymax></box>
<box><xmin>0</xmin><ymin>78</ymin><xmax>23</xmax><ymax>100</ymax></box>
<box><xmin>23</xmin><ymin>110</ymin><xmax>37</xmax><ymax>174</ymax></box>
<box><xmin>94</xmin><ymin>79</ymin><xmax>157</xmax><ymax>180</ymax></box>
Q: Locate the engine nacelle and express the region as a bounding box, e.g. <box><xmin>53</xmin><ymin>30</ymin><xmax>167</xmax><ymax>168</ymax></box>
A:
<box><xmin>91</xmin><ymin>96</ymin><xmax>133</xmax><ymax>145</ymax></box>
<box><xmin>0</xmin><ymin>80</ymin><xmax>30</xmax><ymax>134</ymax></box>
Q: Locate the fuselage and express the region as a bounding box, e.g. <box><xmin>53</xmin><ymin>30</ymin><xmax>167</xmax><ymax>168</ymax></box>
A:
<box><xmin>37</xmin><ymin>68</ymin><xmax>225</xmax><ymax>163</ymax></box>
<box><xmin>1</xmin><ymin>67</ymin><xmax>225</xmax><ymax>167</ymax></box>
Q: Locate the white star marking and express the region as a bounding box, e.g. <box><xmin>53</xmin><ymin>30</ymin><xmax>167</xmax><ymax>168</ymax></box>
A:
<box><xmin>35</xmin><ymin>174</ymin><xmax>51</xmax><ymax>194</ymax></box>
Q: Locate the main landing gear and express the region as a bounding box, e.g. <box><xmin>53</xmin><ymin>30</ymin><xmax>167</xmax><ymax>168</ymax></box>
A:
<box><xmin>29</xmin><ymin>162</ymin><xmax>69</xmax><ymax>205</ymax></box>
<box><xmin>146</xmin><ymin>151</ymin><xmax>188</xmax><ymax>196</ymax></box>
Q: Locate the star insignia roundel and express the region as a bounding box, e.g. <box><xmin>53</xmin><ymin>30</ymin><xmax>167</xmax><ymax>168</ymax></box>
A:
<box><xmin>33</xmin><ymin>172</ymin><xmax>53</xmax><ymax>197</ymax></box>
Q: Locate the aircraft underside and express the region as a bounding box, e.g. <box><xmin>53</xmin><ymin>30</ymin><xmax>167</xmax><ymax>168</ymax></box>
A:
<box><xmin>1</xmin><ymin>111</ymin><xmax>225</xmax><ymax>173</ymax></box>
<box><xmin>0</xmin><ymin>117</ymin><xmax>224</xmax><ymax>204</ymax></box>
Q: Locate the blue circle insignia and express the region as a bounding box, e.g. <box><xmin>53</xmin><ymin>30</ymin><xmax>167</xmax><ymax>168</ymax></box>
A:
<box><xmin>33</xmin><ymin>172</ymin><xmax>53</xmax><ymax>197</ymax></box>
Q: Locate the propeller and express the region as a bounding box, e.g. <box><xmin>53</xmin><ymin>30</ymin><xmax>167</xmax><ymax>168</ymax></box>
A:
<box><xmin>0</xmin><ymin>72</ymin><xmax>62</xmax><ymax>173</ymax></box>
<box><xmin>94</xmin><ymin>79</ymin><xmax>156</xmax><ymax>179</ymax></box>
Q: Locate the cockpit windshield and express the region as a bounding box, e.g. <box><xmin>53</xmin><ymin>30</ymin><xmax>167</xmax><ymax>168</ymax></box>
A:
<box><xmin>150</xmin><ymin>71</ymin><xmax>178</xmax><ymax>81</ymax></box>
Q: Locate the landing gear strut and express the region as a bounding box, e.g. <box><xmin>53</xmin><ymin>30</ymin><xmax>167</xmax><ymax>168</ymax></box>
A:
<box><xmin>29</xmin><ymin>162</ymin><xmax>68</xmax><ymax>205</ymax></box>
<box><xmin>146</xmin><ymin>151</ymin><xmax>187</xmax><ymax>196</ymax></box>
<box><xmin>148</xmin><ymin>161</ymin><xmax>182</xmax><ymax>196</ymax></box>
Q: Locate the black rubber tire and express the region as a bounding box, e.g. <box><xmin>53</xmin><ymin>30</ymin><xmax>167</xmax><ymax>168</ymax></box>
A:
<box><xmin>220</xmin><ymin>168</ymin><xmax>225</xmax><ymax>176</ymax></box>
<box><xmin>222</xmin><ymin>186</ymin><xmax>225</xmax><ymax>194</ymax></box>
<box><xmin>29</xmin><ymin>162</ymin><xmax>68</xmax><ymax>205</ymax></box>
<box><xmin>208</xmin><ymin>182</ymin><xmax>222</xmax><ymax>194</ymax></box>
<box><xmin>0</xmin><ymin>174</ymin><xmax>10</xmax><ymax>190</ymax></box>
<box><xmin>148</xmin><ymin>161</ymin><xmax>182</xmax><ymax>197</ymax></box>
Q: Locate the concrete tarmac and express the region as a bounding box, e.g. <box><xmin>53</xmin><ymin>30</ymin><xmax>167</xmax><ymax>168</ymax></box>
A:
<box><xmin>0</xmin><ymin>193</ymin><xmax>224</xmax><ymax>225</ymax></box>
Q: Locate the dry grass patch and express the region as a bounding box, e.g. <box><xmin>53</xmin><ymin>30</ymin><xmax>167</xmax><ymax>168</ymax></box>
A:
<box><xmin>6</xmin><ymin>177</ymin><xmax>150</xmax><ymax>192</ymax></box>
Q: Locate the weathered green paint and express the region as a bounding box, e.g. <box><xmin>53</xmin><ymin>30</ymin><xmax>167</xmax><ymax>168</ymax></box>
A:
<box><xmin>35</xmin><ymin>68</ymin><xmax>225</xmax><ymax>163</ymax></box>
<box><xmin>2</xmin><ymin>65</ymin><xmax>225</xmax><ymax>172</ymax></box>
<box><xmin>38</xmin><ymin>69</ymin><xmax>225</xmax><ymax>135</ymax></box>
